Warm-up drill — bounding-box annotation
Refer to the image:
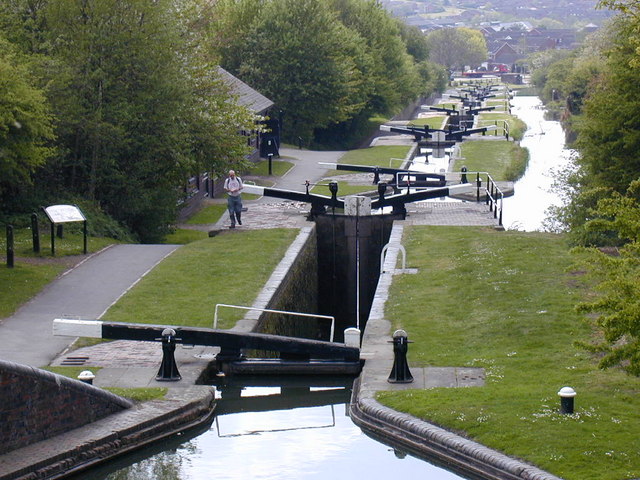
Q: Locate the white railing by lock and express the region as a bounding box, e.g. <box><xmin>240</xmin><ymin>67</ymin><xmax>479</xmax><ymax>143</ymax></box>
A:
<box><xmin>214</xmin><ymin>304</ymin><xmax>336</xmax><ymax>342</ymax></box>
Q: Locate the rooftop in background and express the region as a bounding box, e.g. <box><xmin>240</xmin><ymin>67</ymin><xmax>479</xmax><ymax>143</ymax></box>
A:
<box><xmin>217</xmin><ymin>67</ymin><xmax>274</xmax><ymax>115</ymax></box>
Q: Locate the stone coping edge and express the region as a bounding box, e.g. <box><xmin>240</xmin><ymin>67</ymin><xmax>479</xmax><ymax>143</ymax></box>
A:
<box><xmin>349</xmin><ymin>378</ymin><xmax>562</xmax><ymax>480</ymax></box>
<box><xmin>0</xmin><ymin>387</ymin><xmax>215</xmax><ymax>480</ymax></box>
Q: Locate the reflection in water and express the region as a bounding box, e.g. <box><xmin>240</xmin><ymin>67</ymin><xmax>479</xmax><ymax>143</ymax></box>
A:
<box><xmin>502</xmin><ymin>96</ymin><xmax>576</xmax><ymax>231</ymax></box>
<box><xmin>81</xmin><ymin>382</ymin><xmax>464</xmax><ymax>480</ymax></box>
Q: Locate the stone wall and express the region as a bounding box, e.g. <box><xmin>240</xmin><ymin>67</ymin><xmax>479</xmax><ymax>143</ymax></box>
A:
<box><xmin>256</xmin><ymin>226</ymin><xmax>319</xmax><ymax>341</ymax></box>
<box><xmin>0</xmin><ymin>360</ymin><xmax>132</xmax><ymax>455</ymax></box>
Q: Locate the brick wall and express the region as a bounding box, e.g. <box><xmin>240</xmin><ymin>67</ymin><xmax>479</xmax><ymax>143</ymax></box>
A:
<box><xmin>0</xmin><ymin>360</ymin><xmax>132</xmax><ymax>455</ymax></box>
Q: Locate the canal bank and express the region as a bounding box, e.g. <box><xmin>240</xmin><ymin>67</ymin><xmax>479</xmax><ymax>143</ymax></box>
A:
<box><xmin>0</xmin><ymin>95</ymin><xmax>567</xmax><ymax>479</ymax></box>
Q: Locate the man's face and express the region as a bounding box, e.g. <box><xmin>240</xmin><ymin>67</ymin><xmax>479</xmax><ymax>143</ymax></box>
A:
<box><xmin>229</xmin><ymin>171</ymin><xmax>235</xmax><ymax>178</ymax></box>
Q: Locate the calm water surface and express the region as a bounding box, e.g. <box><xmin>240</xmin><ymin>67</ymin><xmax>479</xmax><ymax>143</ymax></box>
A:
<box><xmin>92</xmin><ymin>385</ymin><xmax>464</xmax><ymax>480</ymax></box>
<box><xmin>502</xmin><ymin>95</ymin><xmax>575</xmax><ymax>231</ymax></box>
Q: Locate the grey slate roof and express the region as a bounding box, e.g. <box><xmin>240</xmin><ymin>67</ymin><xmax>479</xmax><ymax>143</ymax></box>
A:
<box><xmin>217</xmin><ymin>67</ymin><xmax>274</xmax><ymax>114</ymax></box>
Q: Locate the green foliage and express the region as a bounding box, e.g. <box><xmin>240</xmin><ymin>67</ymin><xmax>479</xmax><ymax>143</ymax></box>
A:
<box><xmin>573</xmin><ymin>180</ymin><xmax>640</xmax><ymax>375</ymax></box>
<box><xmin>212</xmin><ymin>0</ymin><xmax>432</xmax><ymax>147</ymax></box>
<box><xmin>0</xmin><ymin>34</ymin><xmax>55</xmax><ymax>207</ymax></box>
<box><xmin>426</xmin><ymin>27</ymin><xmax>488</xmax><ymax>71</ymax></box>
<box><xmin>1</xmin><ymin>0</ymin><xmax>255</xmax><ymax>243</ymax></box>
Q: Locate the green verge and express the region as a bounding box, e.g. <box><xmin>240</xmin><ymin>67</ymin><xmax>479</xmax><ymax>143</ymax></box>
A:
<box><xmin>186</xmin><ymin>204</ymin><xmax>228</xmax><ymax>225</ymax></box>
<box><xmin>455</xmin><ymin>140</ymin><xmax>529</xmax><ymax>182</ymax></box>
<box><xmin>408</xmin><ymin>116</ymin><xmax>447</xmax><ymax>129</ymax></box>
<box><xmin>245</xmin><ymin>158</ymin><xmax>294</xmax><ymax>177</ymax></box>
<box><xmin>378</xmin><ymin>226</ymin><xmax>640</xmax><ymax>480</ymax></box>
<box><xmin>310</xmin><ymin>181</ymin><xmax>376</xmax><ymax>197</ymax></box>
<box><xmin>102</xmin><ymin>229</ymin><xmax>298</xmax><ymax>330</ymax></box>
<box><xmin>478</xmin><ymin>113</ymin><xmax>527</xmax><ymax>141</ymax></box>
<box><xmin>0</xmin><ymin>262</ymin><xmax>68</xmax><ymax>318</ymax></box>
<box><xmin>321</xmin><ymin>145</ymin><xmax>412</xmax><ymax>178</ymax></box>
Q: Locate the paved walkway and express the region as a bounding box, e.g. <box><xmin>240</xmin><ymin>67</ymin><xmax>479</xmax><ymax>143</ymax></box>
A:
<box><xmin>0</xmin><ymin>244</ymin><xmax>179</xmax><ymax>367</ymax></box>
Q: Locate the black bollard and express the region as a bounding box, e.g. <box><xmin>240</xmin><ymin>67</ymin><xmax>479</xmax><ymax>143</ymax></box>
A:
<box><xmin>388</xmin><ymin>329</ymin><xmax>413</xmax><ymax>383</ymax></box>
<box><xmin>558</xmin><ymin>386</ymin><xmax>576</xmax><ymax>414</ymax></box>
<box><xmin>156</xmin><ymin>328</ymin><xmax>181</xmax><ymax>381</ymax></box>
<box><xmin>268</xmin><ymin>153</ymin><xmax>273</xmax><ymax>175</ymax></box>
<box><xmin>328</xmin><ymin>181</ymin><xmax>338</xmax><ymax>214</ymax></box>
<box><xmin>461</xmin><ymin>166</ymin><xmax>468</xmax><ymax>184</ymax></box>
<box><xmin>377</xmin><ymin>182</ymin><xmax>387</xmax><ymax>204</ymax></box>
<box><xmin>31</xmin><ymin>213</ymin><xmax>40</xmax><ymax>253</ymax></box>
<box><xmin>6</xmin><ymin>225</ymin><xmax>14</xmax><ymax>268</ymax></box>
<box><xmin>78</xmin><ymin>370</ymin><xmax>95</xmax><ymax>385</ymax></box>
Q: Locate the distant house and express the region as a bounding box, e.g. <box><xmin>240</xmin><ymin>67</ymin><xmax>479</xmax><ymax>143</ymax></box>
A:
<box><xmin>179</xmin><ymin>68</ymin><xmax>275</xmax><ymax>220</ymax></box>
<box><xmin>490</xmin><ymin>42</ymin><xmax>521</xmax><ymax>65</ymax></box>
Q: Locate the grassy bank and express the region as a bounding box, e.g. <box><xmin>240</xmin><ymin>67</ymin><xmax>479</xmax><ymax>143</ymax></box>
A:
<box><xmin>102</xmin><ymin>229</ymin><xmax>298</xmax><ymax>330</ymax></box>
<box><xmin>378</xmin><ymin>226</ymin><xmax>640</xmax><ymax>480</ymax></box>
<box><xmin>456</xmin><ymin>140</ymin><xmax>529</xmax><ymax>182</ymax></box>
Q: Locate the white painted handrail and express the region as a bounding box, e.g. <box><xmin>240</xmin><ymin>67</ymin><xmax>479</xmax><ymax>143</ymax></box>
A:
<box><xmin>380</xmin><ymin>243</ymin><xmax>406</xmax><ymax>274</ymax></box>
<box><xmin>214</xmin><ymin>304</ymin><xmax>336</xmax><ymax>342</ymax></box>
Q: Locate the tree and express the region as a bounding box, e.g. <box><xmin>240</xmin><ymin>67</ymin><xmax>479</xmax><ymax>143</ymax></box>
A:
<box><xmin>234</xmin><ymin>0</ymin><xmax>371</xmax><ymax>144</ymax></box>
<box><xmin>426</xmin><ymin>27</ymin><xmax>488</xmax><ymax>71</ymax></box>
<box><xmin>574</xmin><ymin>180</ymin><xmax>640</xmax><ymax>375</ymax></box>
<box><xmin>328</xmin><ymin>0</ymin><xmax>424</xmax><ymax>113</ymax></box>
<box><xmin>0</xmin><ymin>34</ymin><xmax>54</xmax><ymax>209</ymax></box>
<box><xmin>1</xmin><ymin>0</ymin><xmax>255</xmax><ymax>241</ymax></box>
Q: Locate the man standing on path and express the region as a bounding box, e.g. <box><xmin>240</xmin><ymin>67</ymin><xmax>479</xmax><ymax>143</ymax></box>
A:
<box><xmin>224</xmin><ymin>170</ymin><xmax>243</xmax><ymax>228</ymax></box>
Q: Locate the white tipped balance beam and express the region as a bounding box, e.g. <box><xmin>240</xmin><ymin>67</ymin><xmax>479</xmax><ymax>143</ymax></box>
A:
<box><xmin>318</xmin><ymin>162</ymin><xmax>338</xmax><ymax>168</ymax></box>
<box><xmin>242</xmin><ymin>184</ymin><xmax>265</xmax><ymax>195</ymax></box>
<box><xmin>53</xmin><ymin>318</ymin><xmax>103</xmax><ymax>338</ymax></box>
<box><xmin>379</xmin><ymin>125</ymin><xmax>391</xmax><ymax>132</ymax></box>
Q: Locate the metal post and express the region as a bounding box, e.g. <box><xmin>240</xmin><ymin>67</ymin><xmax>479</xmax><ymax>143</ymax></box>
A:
<box><xmin>50</xmin><ymin>221</ymin><xmax>55</xmax><ymax>256</ymax></box>
<box><xmin>388</xmin><ymin>329</ymin><xmax>413</xmax><ymax>383</ymax></box>
<box><xmin>6</xmin><ymin>225</ymin><xmax>14</xmax><ymax>268</ymax></box>
<box><xmin>31</xmin><ymin>213</ymin><xmax>40</xmax><ymax>253</ymax></box>
<box><xmin>83</xmin><ymin>220</ymin><xmax>87</xmax><ymax>254</ymax></box>
<box><xmin>558</xmin><ymin>387</ymin><xmax>576</xmax><ymax>414</ymax></box>
<box><xmin>268</xmin><ymin>153</ymin><xmax>273</xmax><ymax>175</ymax></box>
<box><xmin>78</xmin><ymin>370</ymin><xmax>95</xmax><ymax>385</ymax></box>
<box><xmin>156</xmin><ymin>328</ymin><xmax>181</xmax><ymax>381</ymax></box>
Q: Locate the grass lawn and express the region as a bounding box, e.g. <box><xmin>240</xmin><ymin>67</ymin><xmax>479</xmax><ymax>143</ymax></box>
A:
<box><xmin>310</xmin><ymin>181</ymin><xmax>376</xmax><ymax>197</ymax></box>
<box><xmin>455</xmin><ymin>139</ymin><xmax>529</xmax><ymax>182</ymax></box>
<box><xmin>102</xmin><ymin>229</ymin><xmax>298</xmax><ymax>330</ymax></box>
<box><xmin>479</xmin><ymin>113</ymin><xmax>527</xmax><ymax>141</ymax></box>
<box><xmin>186</xmin><ymin>204</ymin><xmax>228</xmax><ymax>225</ymax></box>
<box><xmin>321</xmin><ymin>145</ymin><xmax>412</xmax><ymax>178</ymax></box>
<box><xmin>378</xmin><ymin>226</ymin><xmax>640</xmax><ymax>480</ymax></box>
<box><xmin>409</xmin><ymin>116</ymin><xmax>447</xmax><ymax>129</ymax></box>
<box><xmin>0</xmin><ymin>262</ymin><xmax>69</xmax><ymax>318</ymax></box>
<box><xmin>246</xmin><ymin>158</ymin><xmax>294</xmax><ymax>177</ymax></box>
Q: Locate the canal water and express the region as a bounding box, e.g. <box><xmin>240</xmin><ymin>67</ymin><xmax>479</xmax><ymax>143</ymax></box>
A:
<box><xmin>85</xmin><ymin>381</ymin><xmax>464</xmax><ymax>480</ymax></box>
<box><xmin>82</xmin><ymin>95</ymin><xmax>568</xmax><ymax>480</ymax></box>
<box><xmin>501</xmin><ymin>95</ymin><xmax>575</xmax><ymax>231</ymax></box>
